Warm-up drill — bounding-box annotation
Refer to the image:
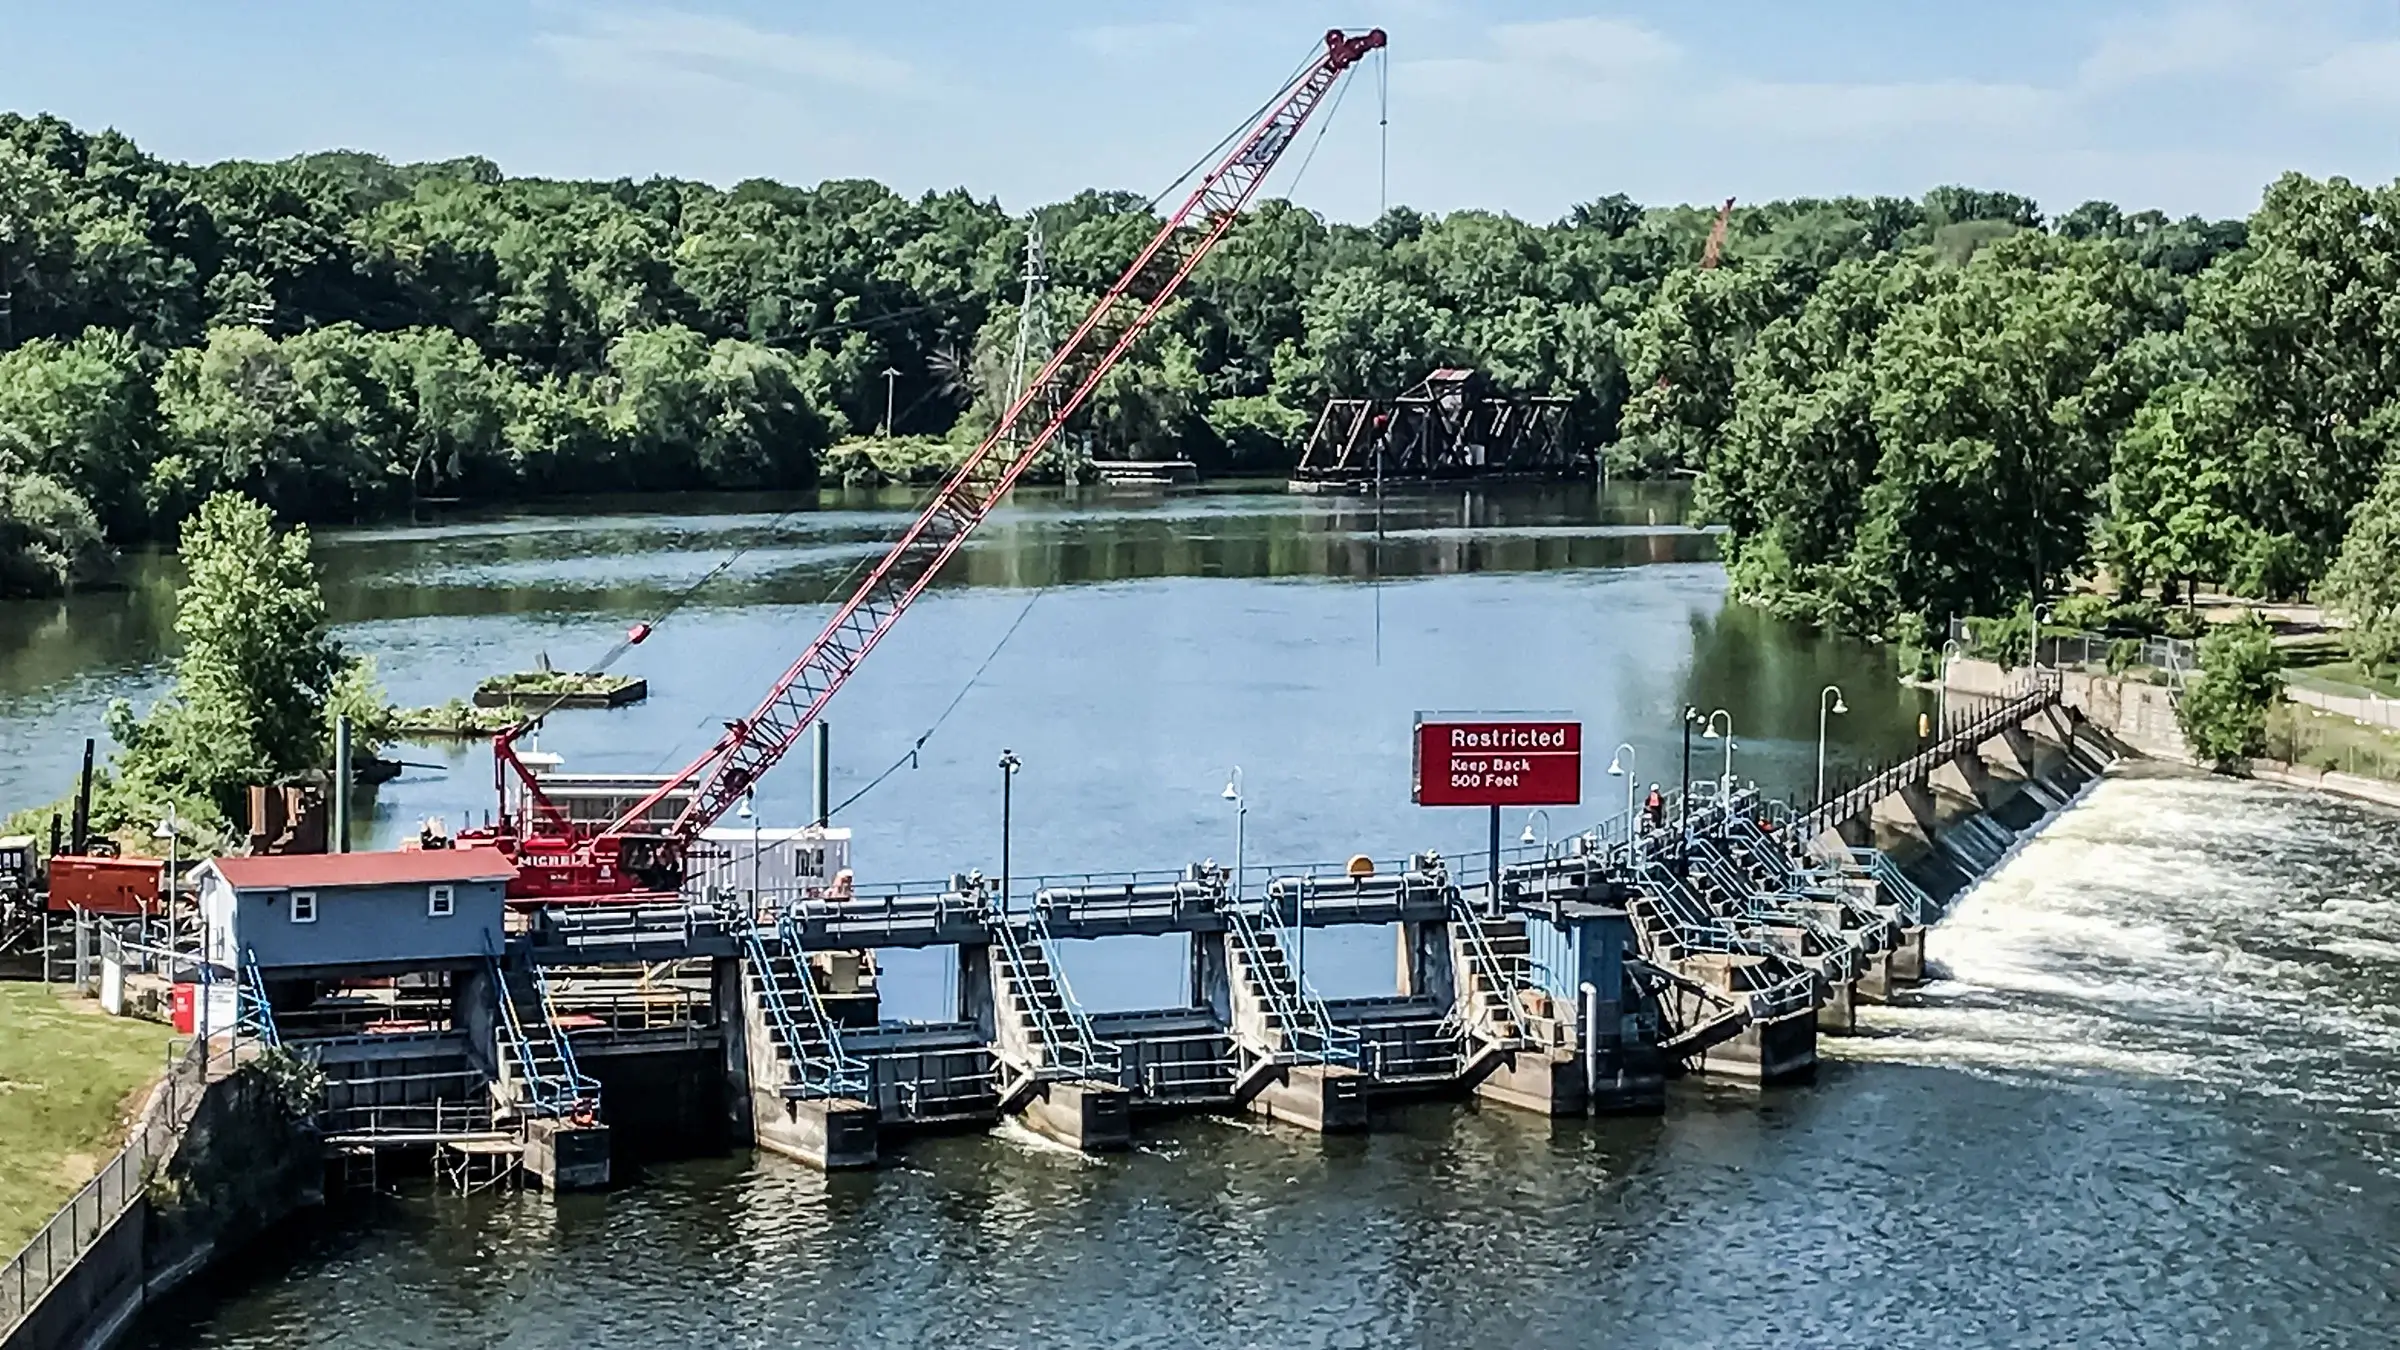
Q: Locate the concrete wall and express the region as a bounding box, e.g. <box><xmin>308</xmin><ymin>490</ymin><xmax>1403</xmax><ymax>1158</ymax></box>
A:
<box><xmin>212</xmin><ymin>874</ymin><xmax>506</xmax><ymax>973</ymax></box>
<box><xmin>1945</xmin><ymin>658</ymin><xmax>2186</xmax><ymax>759</ymax></box>
<box><xmin>4</xmin><ymin>1064</ymin><xmax>322</xmax><ymax>1350</ymax></box>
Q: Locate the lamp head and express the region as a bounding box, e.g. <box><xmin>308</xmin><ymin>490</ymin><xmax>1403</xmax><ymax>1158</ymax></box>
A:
<box><xmin>736</xmin><ymin>794</ymin><xmax>755</xmax><ymax>821</ymax></box>
<box><xmin>1221</xmin><ymin>782</ymin><xmax>1239</xmax><ymax>801</ymax></box>
<box><xmin>1519</xmin><ymin>824</ymin><xmax>1537</xmax><ymax>845</ymax></box>
<box><xmin>1606</xmin><ymin>755</ymin><xmax>1625</xmax><ymax>776</ymax></box>
<box><xmin>1834</xmin><ymin>697</ymin><xmax>1849</xmax><ymax>715</ymax></box>
<box><xmin>1702</xmin><ymin>725</ymin><xmax>1720</xmax><ymax>740</ymax></box>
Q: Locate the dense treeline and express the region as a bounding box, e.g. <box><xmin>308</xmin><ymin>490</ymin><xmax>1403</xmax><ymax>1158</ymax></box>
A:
<box><xmin>1</xmin><ymin>112</ymin><xmax>2393</xmax><ymax>669</ymax></box>
<box><xmin>1676</xmin><ymin>175</ymin><xmax>2399</xmax><ymax>658</ymax></box>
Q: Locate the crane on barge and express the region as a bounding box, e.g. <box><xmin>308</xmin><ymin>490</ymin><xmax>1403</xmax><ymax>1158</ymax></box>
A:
<box><xmin>466</xmin><ymin>27</ymin><xmax>1391</xmax><ymax>901</ymax></box>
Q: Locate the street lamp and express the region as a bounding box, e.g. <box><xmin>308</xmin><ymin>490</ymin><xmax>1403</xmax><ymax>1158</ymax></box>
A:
<box><xmin>997</xmin><ymin>751</ymin><xmax>1021</xmax><ymax>918</ymax></box>
<box><xmin>1816</xmin><ymin>685</ymin><xmax>1848</xmax><ymax>806</ymax></box>
<box><xmin>1606</xmin><ymin>743</ymin><xmax>1636</xmax><ymax>853</ymax></box>
<box><xmin>2030</xmin><ymin>603</ymin><xmax>2054</xmax><ymax>676</ymax></box>
<box><xmin>1679</xmin><ymin>707</ymin><xmax>1700</xmax><ymax>870</ymax></box>
<box><xmin>1220</xmin><ymin>768</ymin><xmax>1246</xmax><ymax>904</ymax></box>
<box><xmin>880</xmin><ymin>366</ymin><xmax>902</xmax><ymax>438</ymax></box>
<box><xmin>151</xmin><ymin>808</ymin><xmax>177</xmax><ymax>949</ymax></box>
<box><xmin>1939</xmin><ymin>639</ymin><xmax>1965</xmax><ymax>733</ymax></box>
<box><xmin>1701</xmin><ymin>709</ymin><xmax>1735</xmax><ymax>801</ymax></box>
<box><xmin>736</xmin><ymin>792</ymin><xmax>760</xmax><ymax>924</ymax></box>
<box><xmin>1519</xmin><ymin>809</ymin><xmax>1553</xmax><ymax>862</ymax></box>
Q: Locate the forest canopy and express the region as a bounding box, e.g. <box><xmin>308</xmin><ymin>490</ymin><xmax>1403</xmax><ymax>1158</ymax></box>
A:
<box><xmin>0</xmin><ymin>112</ymin><xmax>2393</xmax><ymax>660</ymax></box>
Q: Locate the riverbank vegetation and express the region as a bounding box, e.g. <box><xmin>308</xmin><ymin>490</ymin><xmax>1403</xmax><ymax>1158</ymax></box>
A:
<box><xmin>2</xmin><ymin>492</ymin><xmax>384</xmax><ymax>842</ymax></box>
<box><xmin>0</xmin><ymin>983</ymin><xmax>173</xmax><ymax>1252</ymax></box>
<box><xmin>0</xmin><ymin>113</ymin><xmax>2392</xmax><ymax>676</ymax></box>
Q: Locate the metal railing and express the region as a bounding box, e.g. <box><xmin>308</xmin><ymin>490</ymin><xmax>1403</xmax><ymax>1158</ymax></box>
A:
<box><xmin>988</xmin><ymin>904</ymin><xmax>1122</xmax><ymax>1084</ymax></box>
<box><xmin>1447</xmin><ymin>897</ymin><xmax>1549</xmax><ymax>1049</ymax></box>
<box><xmin>1950</xmin><ymin>616</ymin><xmax>2197</xmax><ymax>682</ymax></box>
<box><xmin>238</xmin><ymin>948</ymin><xmax>280</xmax><ymax>1048</ymax></box>
<box><xmin>487</xmin><ymin>955</ymin><xmax>598</xmax><ymax>1119</ymax></box>
<box><xmin>1220</xmin><ymin>900</ymin><xmax>1359</xmax><ymax>1067</ymax></box>
<box><xmin>759</xmin><ymin>911</ymin><xmax>871</xmax><ymax>1098</ymax></box>
<box><xmin>1800</xmin><ymin>674</ymin><xmax>2061</xmax><ymax>835</ymax></box>
<box><xmin>318</xmin><ymin>1097</ymin><xmax>497</xmax><ymax>1141</ymax></box>
<box><xmin>2</xmin><ymin>1033</ymin><xmax>233</xmax><ymax>1332</ymax></box>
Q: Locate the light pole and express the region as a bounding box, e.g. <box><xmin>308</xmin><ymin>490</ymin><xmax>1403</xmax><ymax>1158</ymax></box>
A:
<box><xmin>151</xmin><ymin>808</ymin><xmax>177</xmax><ymax>950</ymax></box>
<box><xmin>998</xmin><ymin>751</ymin><xmax>1021</xmax><ymax>918</ymax></box>
<box><xmin>1816</xmin><ymin>685</ymin><xmax>1848</xmax><ymax>806</ymax></box>
<box><xmin>881</xmin><ymin>366</ymin><xmax>902</xmax><ymax>438</ymax></box>
<box><xmin>1220</xmin><ymin>768</ymin><xmax>1246</xmax><ymax>903</ymax></box>
<box><xmin>1519</xmin><ymin>809</ymin><xmax>1553</xmax><ymax>861</ymax></box>
<box><xmin>1701</xmin><ymin>709</ymin><xmax>1735</xmax><ymax>801</ymax></box>
<box><xmin>737</xmin><ymin>792</ymin><xmax>760</xmax><ymax>924</ymax></box>
<box><xmin>1939</xmin><ymin>639</ymin><xmax>1965</xmax><ymax>733</ymax></box>
<box><xmin>1679</xmin><ymin>706</ymin><xmax>1699</xmax><ymax>870</ymax></box>
<box><xmin>1606</xmin><ymin>743</ymin><xmax>1636</xmax><ymax>853</ymax></box>
<box><xmin>2030</xmin><ymin>603</ymin><xmax>2054</xmax><ymax>676</ymax></box>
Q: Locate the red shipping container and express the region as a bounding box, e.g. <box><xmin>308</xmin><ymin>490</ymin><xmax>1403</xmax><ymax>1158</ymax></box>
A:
<box><xmin>171</xmin><ymin>982</ymin><xmax>196</xmax><ymax>1035</ymax></box>
<box><xmin>47</xmin><ymin>855</ymin><xmax>164</xmax><ymax>916</ymax></box>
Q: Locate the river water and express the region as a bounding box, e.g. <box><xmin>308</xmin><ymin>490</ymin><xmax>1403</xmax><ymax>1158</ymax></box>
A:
<box><xmin>4</xmin><ymin>485</ymin><xmax>2395</xmax><ymax>1346</ymax></box>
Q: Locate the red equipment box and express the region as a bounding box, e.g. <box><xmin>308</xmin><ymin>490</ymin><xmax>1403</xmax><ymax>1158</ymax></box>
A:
<box><xmin>46</xmin><ymin>854</ymin><xmax>165</xmax><ymax>916</ymax></box>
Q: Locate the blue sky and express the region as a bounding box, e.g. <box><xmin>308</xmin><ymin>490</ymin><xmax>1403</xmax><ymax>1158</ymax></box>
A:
<box><xmin>2</xmin><ymin>0</ymin><xmax>2395</xmax><ymax>221</ymax></box>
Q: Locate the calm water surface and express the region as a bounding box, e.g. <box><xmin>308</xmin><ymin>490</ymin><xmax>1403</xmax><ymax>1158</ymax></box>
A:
<box><xmin>4</xmin><ymin>485</ymin><xmax>2394</xmax><ymax>1346</ymax></box>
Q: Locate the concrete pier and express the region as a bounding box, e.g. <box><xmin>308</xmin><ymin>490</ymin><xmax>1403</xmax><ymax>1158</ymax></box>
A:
<box><xmin>522</xmin><ymin>1119</ymin><xmax>611</xmax><ymax>1190</ymax></box>
<box><xmin>1019</xmin><ymin>1080</ymin><xmax>1132</xmax><ymax>1151</ymax></box>
<box><xmin>1248</xmin><ymin>1064</ymin><xmax>1369</xmax><ymax>1133</ymax></box>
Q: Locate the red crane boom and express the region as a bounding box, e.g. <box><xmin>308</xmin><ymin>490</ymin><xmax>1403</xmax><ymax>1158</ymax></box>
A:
<box><xmin>484</xmin><ymin>27</ymin><xmax>1388</xmax><ymax>898</ymax></box>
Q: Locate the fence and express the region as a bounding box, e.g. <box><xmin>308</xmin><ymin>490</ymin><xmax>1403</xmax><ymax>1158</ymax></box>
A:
<box><xmin>2265</xmin><ymin>716</ymin><xmax>2400</xmax><ymax>783</ymax></box>
<box><xmin>0</xmin><ymin>1034</ymin><xmax>232</xmax><ymax>1332</ymax></box>
<box><xmin>2286</xmin><ymin>684</ymin><xmax>2400</xmax><ymax>731</ymax></box>
<box><xmin>1949</xmin><ymin>617</ymin><xmax>2198</xmax><ymax>684</ymax></box>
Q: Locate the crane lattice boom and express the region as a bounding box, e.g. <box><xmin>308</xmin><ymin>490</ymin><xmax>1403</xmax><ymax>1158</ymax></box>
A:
<box><xmin>487</xmin><ymin>27</ymin><xmax>1388</xmax><ymax>896</ymax></box>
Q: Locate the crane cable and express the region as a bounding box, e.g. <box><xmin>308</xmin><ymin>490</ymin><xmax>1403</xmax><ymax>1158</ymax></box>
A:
<box><xmin>823</xmin><ymin>583</ymin><xmax>1048</xmax><ymax>820</ymax></box>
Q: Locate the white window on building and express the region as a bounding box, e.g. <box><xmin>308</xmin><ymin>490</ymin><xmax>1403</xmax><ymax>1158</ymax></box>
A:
<box><xmin>428</xmin><ymin>884</ymin><xmax>455</xmax><ymax>918</ymax></box>
<box><xmin>291</xmin><ymin>891</ymin><xmax>318</xmax><ymax>924</ymax></box>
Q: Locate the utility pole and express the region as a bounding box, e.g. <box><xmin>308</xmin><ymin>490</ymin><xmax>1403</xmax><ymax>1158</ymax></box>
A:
<box><xmin>880</xmin><ymin>367</ymin><xmax>901</xmax><ymax>438</ymax></box>
<box><xmin>1008</xmin><ymin>218</ymin><xmax>1074</xmax><ymax>487</ymax></box>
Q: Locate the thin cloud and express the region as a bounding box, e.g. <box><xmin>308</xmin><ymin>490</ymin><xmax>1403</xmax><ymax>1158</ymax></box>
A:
<box><xmin>1713</xmin><ymin>80</ymin><xmax>2064</xmax><ymax>143</ymax></box>
<box><xmin>538</xmin><ymin>8</ymin><xmax>918</xmax><ymax>98</ymax></box>
<box><xmin>2293</xmin><ymin>39</ymin><xmax>2400</xmax><ymax>110</ymax></box>
<box><xmin>1071</xmin><ymin>21</ymin><xmax>1202</xmax><ymax>60</ymax></box>
<box><xmin>2076</xmin><ymin>3</ymin><xmax>2296</xmax><ymax>91</ymax></box>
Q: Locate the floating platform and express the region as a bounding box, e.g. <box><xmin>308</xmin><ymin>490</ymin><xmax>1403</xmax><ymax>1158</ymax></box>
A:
<box><xmin>472</xmin><ymin>675</ymin><xmax>648</xmax><ymax>709</ymax></box>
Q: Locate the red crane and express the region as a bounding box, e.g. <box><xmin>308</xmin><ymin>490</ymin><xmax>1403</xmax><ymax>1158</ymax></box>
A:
<box><xmin>474</xmin><ymin>27</ymin><xmax>1391</xmax><ymax>900</ymax></box>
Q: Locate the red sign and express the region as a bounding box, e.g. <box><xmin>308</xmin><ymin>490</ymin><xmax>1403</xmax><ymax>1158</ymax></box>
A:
<box><xmin>1413</xmin><ymin>718</ymin><xmax>1582</xmax><ymax>807</ymax></box>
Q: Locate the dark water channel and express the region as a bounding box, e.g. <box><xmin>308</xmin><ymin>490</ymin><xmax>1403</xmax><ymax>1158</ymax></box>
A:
<box><xmin>3</xmin><ymin>483</ymin><xmax>2394</xmax><ymax>1346</ymax></box>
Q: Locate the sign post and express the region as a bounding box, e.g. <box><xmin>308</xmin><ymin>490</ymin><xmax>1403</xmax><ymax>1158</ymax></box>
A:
<box><xmin>1413</xmin><ymin>715</ymin><xmax>1582</xmax><ymax>909</ymax></box>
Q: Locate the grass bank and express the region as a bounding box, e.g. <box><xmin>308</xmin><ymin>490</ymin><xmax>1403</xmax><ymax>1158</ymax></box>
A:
<box><xmin>0</xmin><ymin>984</ymin><xmax>176</xmax><ymax>1253</ymax></box>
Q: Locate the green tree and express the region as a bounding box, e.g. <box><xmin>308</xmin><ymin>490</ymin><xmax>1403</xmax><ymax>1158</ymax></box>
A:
<box><xmin>2103</xmin><ymin>381</ymin><xmax>2251</xmax><ymax>598</ymax></box>
<box><xmin>2322</xmin><ymin>451</ymin><xmax>2400</xmax><ymax>675</ymax></box>
<box><xmin>0</xmin><ymin>328</ymin><xmax>156</xmax><ymax>534</ymax></box>
<box><xmin>0</xmin><ymin>466</ymin><xmax>107</xmax><ymax>596</ymax></box>
<box><xmin>2176</xmin><ymin>614</ymin><xmax>2283</xmax><ymax>764</ymax></box>
<box><xmin>112</xmin><ymin>492</ymin><xmax>348</xmax><ymax>818</ymax></box>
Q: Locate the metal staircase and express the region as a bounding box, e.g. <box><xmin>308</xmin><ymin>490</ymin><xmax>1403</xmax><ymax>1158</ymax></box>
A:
<box><xmin>1622</xmin><ymin>855</ymin><xmax>1820</xmax><ymax>1063</ymax></box>
<box><xmin>489</xmin><ymin>955</ymin><xmax>600</xmax><ymax>1122</ymax></box>
<box><xmin>989</xmin><ymin>907</ymin><xmax>1122</xmax><ymax>1113</ymax></box>
<box><xmin>1221</xmin><ymin>900</ymin><xmax>1359</xmax><ymax>1102</ymax></box>
<box><xmin>746</xmin><ymin>912</ymin><xmax>870</xmax><ymax>1100</ymax></box>
<box><xmin>237</xmin><ymin>947</ymin><xmax>281</xmax><ymax>1048</ymax></box>
<box><xmin>1447</xmin><ymin>900</ymin><xmax>1550</xmax><ymax>1082</ymax></box>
